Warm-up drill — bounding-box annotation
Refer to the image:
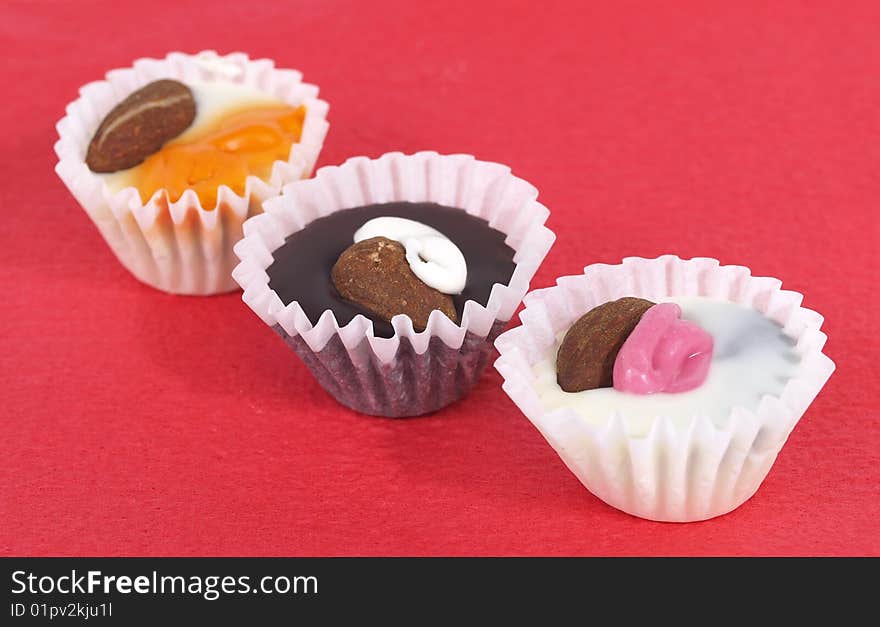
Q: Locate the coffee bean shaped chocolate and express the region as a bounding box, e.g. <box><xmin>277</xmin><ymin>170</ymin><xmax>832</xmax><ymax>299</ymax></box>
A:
<box><xmin>86</xmin><ymin>79</ymin><xmax>196</xmax><ymax>173</ymax></box>
<box><xmin>331</xmin><ymin>237</ymin><xmax>458</xmax><ymax>332</ymax></box>
<box><xmin>556</xmin><ymin>297</ymin><xmax>655</xmax><ymax>392</ymax></box>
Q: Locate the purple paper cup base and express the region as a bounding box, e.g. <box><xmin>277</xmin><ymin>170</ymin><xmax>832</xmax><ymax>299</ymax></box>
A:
<box><xmin>274</xmin><ymin>319</ymin><xmax>507</xmax><ymax>417</ymax></box>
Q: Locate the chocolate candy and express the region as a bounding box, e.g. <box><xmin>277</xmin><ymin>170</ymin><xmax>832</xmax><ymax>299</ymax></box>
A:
<box><xmin>266</xmin><ymin>202</ymin><xmax>517</xmax><ymax>338</ymax></box>
<box><xmin>332</xmin><ymin>236</ymin><xmax>458</xmax><ymax>331</ymax></box>
<box><xmin>556</xmin><ymin>297</ymin><xmax>655</xmax><ymax>392</ymax></box>
<box><xmin>86</xmin><ymin>79</ymin><xmax>196</xmax><ymax>173</ymax></box>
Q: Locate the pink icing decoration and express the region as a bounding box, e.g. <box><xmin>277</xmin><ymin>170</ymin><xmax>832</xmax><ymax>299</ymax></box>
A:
<box><xmin>612</xmin><ymin>303</ymin><xmax>714</xmax><ymax>394</ymax></box>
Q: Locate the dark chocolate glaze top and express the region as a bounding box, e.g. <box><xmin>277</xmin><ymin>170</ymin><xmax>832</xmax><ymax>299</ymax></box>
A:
<box><xmin>266</xmin><ymin>202</ymin><xmax>516</xmax><ymax>338</ymax></box>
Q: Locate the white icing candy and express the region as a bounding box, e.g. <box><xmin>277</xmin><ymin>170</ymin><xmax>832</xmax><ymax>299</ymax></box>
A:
<box><xmin>532</xmin><ymin>297</ymin><xmax>801</xmax><ymax>435</ymax></box>
<box><xmin>178</xmin><ymin>81</ymin><xmax>282</xmax><ymax>139</ymax></box>
<box><xmin>353</xmin><ymin>217</ymin><xmax>467</xmax><ymax>294</ymax></box>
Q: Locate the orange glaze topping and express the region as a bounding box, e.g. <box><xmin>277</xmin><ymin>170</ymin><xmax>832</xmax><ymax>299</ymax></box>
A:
<box><xmin>130</xmin><ymin>103</ymin><xmax>306</xmax><ymax>209</ymax></box>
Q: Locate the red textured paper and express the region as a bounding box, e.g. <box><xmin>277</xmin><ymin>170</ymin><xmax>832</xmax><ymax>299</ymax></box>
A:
<box><xmin>2</xmin><ymin>0</ymin><xmax>878</xmax><ymax>556</ymax></box>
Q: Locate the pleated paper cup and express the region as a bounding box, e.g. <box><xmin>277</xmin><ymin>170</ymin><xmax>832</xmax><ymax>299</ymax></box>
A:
<box><xmin>55</xmin><ymin>50</ymin><xmax>329</xmax><ymax>295</ymax></box>
<box><xmin>494</xmin><ymin>256</ymin><xmax>835</xmax><ymax>522</ymax></box>
<box><xmin>232</xmin><ymin>151</ymin><xmax>556</xmax><ymax>417</ymax></box>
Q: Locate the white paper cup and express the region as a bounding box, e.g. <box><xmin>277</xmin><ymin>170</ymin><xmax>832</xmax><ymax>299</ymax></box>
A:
<box><xmin>54</xmin><ymin>50</ymin><xmax>329</xmax><ymax>295</ymax></box>
<box><xmin>494</xmin><ymin>256</ymin><xmax>835</xmax><ymax>522</ymax></box>
<box><xmin>232</xmin><ymin>151</ymin><xmax>556</xmax><ymax>417</ymax></box>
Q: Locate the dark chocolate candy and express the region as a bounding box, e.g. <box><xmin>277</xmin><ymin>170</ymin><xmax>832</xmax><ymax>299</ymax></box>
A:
<box><xmin>266</xmin><ymin>202</ymin><xmax>516</xmax><ymax>338</ymax></box>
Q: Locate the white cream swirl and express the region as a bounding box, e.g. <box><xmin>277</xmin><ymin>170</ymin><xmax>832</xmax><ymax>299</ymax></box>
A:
<box><xmin>194</xmin><ymin>51</ymin><xmax>244</xmax><ymax>80</ymax></box>
<box><xmin>353</xmin><ymin>217</ymin><xmax>467</xmax><ymax>294</ymax></box>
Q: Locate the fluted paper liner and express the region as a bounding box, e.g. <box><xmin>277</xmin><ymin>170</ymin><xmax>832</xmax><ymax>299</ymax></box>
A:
<box><xmin>232</xmin><ymin>152</ymin><xmax>556</xmax><ymax>417</ymax></box>
<box><xmin>494</xmin><ymin>256</ymin><xmax>835</xmax><ymax>522</ymax></box>
<box><xmin>55</xmin><ymin>50</ymin><xmax>329</xmax><ymax>295</ymax></box>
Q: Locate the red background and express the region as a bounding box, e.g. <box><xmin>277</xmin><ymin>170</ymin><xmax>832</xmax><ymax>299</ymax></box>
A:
<box><xmin>2</xmin><ymin>0</ymin><xmax>878</xmax><ymax>556</ymax></box>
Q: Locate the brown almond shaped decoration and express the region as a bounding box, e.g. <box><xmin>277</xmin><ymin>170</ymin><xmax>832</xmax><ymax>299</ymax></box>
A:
<box><xmin>556</xmin><ymin>296</ymin><xmax>655</xmax><ymax>393</ymax></box>
<box><xmin>331</xmin><ymin>237</ymin><xmax>458</xmax><ymax>332</ymax></box>
<box><xmin>86</xmin><ymin>79</ymin><xmax>196</xmax><ymax>173</ymax></box>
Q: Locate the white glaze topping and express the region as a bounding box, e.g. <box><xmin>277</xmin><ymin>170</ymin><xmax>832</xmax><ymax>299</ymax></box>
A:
<box><xmin>353</xmin><ymin>217</ymin><xmax>468</xmax><ymax>294</ymax></box>
<box><xmin>532</xmin><ymin>297</ymin><xmax>801</xmax><ymax>436</ymax></box>
<box><xmin>193</xmin><ymin>51</ymin><xmax>245</xmax><ymax>80</ymax></box>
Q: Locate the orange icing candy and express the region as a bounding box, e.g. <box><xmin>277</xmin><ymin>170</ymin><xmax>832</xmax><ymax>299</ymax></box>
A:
<box><xmin>130</xmin><ymin>104</ymin><xmax>306</xmax><ymax>208</ymax></box>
